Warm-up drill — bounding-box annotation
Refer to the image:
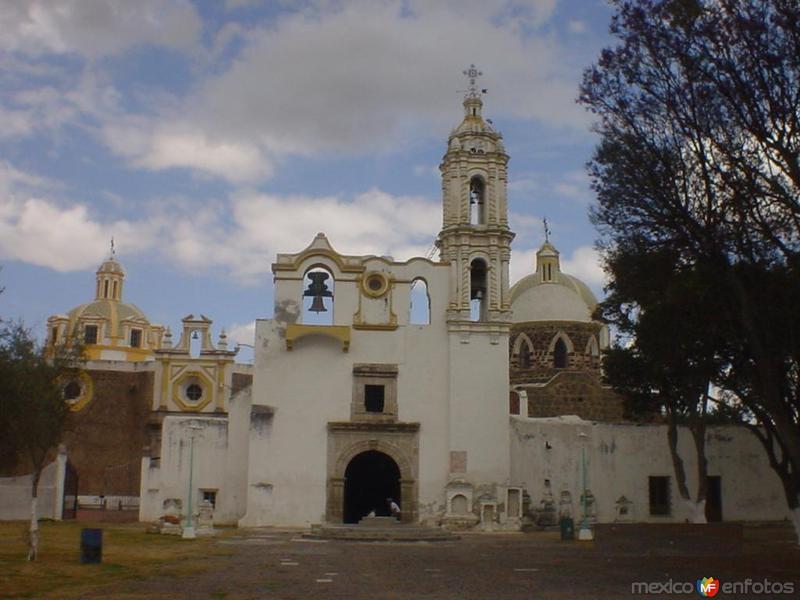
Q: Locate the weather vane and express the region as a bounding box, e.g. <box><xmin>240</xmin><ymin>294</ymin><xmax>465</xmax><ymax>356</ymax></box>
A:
<box><xmin>463</xmin><ymin>64</ymin><xmax>485</xmax><ymax>98</ymax></box>
<box><xmin>543</xmin><ymin>218</ymin><xmax>551</xmax><ymax>243</ymax></box>
<box><xmin>110</xmin><ymin>237</ymin><xmax>116</xmax><ymax>258</ymax></box>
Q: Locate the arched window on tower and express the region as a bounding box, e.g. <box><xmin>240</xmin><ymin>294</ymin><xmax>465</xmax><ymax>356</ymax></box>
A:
<box><xmin>302</xmin><ymin>266</ymin><xmax>335</xmax><ymax>325</ymax></box>
<box><xmin>470</xmin><ymin>258</ymin><xmax>488</xmax><ymax>322</ymax></box>
<box><xmin>553</xmin><ymin>337</ymin><xmax>568</xmax><ymax>369</ymax></box>
<box><xmin>409</xmin><ymin>278</ymin><xmax>430</xmax><ymax>325</ymax></box>
<box><xmin>469</xmin><ymin>176</ymin><xmax>486</xmax><ymax>225</ymax></box>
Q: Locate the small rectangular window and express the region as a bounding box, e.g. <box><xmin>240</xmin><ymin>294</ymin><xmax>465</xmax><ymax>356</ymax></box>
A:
<box><xmin>364</xmin><ymin>385</ymin><xmax>385</xmax><ymax>413</ymax></box>
<box><xmin>84</xmin><ymin>325</ymin><xmax>98</xmax><ymax>345</ymax></box>
<box><xmin>649</xmin><ymin>476</ymin><xmax>670</xmax><ymax>516</ymax></box>
<box><xmin>130</xmin><ymin>329</ymin><xmax>142</xmax><ymax>348</ymax></box>
<box><xmin>201</xmin><ymin>490</ymin><xmax>217</xmax><ymax>508</ymax></box>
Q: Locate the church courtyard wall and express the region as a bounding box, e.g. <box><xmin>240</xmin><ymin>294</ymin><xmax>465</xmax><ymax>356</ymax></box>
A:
<box><xmin>510</xmin><ymin>417</ymin><xmax>787</xmax><ymax>524</ymax></box>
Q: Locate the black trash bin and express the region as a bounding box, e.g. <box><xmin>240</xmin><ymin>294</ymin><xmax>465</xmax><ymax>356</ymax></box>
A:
<box><xmin>559</xmin><ymin>517</ymin><xmax>574</xmax><ymax>540</ymax></box>
<box><xmin>80</xmin><ymin>528</ymin><xmax>102</xmax><ymax>564</ymax></box>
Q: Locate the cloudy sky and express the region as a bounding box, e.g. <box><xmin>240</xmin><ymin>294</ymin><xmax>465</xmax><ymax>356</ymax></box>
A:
<box><xmin>0</xmin><ymin>0</ymin><xmax>615</xmax><ymax>359</ymax></box>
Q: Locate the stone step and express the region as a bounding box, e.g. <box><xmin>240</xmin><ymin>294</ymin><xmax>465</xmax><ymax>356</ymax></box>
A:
<box><xmin>358</xmin><ymin>516</ymin><xmax>401</xmax><ymax>527</ymax></box>
<box><xmin>307</xmin><ymin>523</ymin><xmax>459</xmax><ymax>542</ymax></box>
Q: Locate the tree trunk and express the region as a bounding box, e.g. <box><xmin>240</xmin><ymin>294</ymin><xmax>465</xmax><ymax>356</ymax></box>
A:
<box><xmin>689</xmin><ymin>408</ymin><xmax>708</xmax><ymax>524</ymax></box>
<box><xmin>683</xmin><ymin>498</ymin><xmax>707</xmax><ymax>524</ymax></box>
<box><xmin>28</xmin><ymin>469</ymin><xmax>40</xmax><ymax>561</ymax></box>
<box><xmin>745</xmin><ymin>422</ymin><xmax>800</xmax><ymax>545</ymax></box>
<box><xmin>791</xmin><ymin>506</ymin><xmax>800</xmax><ymax>546</ymax></box>
<box><xmin>666</xmin><ymin>413</ymin><xmax>691</xmax><ymax>503</ymax></box>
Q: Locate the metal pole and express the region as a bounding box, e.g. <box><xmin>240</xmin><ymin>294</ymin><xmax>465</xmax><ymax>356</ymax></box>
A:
<box><xmin>187</xmin><ymin>433</ymin><xmax>195</xmax><ymax>528</ymax></box>
<box><xmin>582</xmin><ymin>447</ymin><xmax>588</xmax><ymax>528</ymax></box>
<box><xmin>182</xmin><ymin>424</ymin><xmax>200</xmax><ymax>539</ymax></box>
<box><xmin>578</xmin><ymin>433</ymin><xmax>594</xmax><ymax>541</ymax></box>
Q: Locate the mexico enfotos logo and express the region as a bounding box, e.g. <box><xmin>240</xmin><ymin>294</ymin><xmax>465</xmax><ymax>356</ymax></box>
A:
<box><xmin>631</xmin><ymin>577</ymin><xmax>795</xmax><ymax>596</ymax></box>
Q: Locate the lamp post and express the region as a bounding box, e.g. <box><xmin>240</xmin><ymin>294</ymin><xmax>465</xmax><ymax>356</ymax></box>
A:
<box><xmin>182</xmin><ymin>422</ymin><xmax>202</xmax><ymax>540</ymax></box>
<box><xmin>577</xmin><ymin>431</ymin><xmax>594</xmax><ymax>541</ymax></box>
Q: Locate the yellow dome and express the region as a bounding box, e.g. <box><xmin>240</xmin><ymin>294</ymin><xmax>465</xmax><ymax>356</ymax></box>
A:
<box><xmin>68</xmin><ymin>300</ymin><xmax>147</xmax><ymax>321</ymax></box>
<box><xmin>97</xmin><ymin>258</ymin><xmax>124</xmax><ymax>275</ymax></box>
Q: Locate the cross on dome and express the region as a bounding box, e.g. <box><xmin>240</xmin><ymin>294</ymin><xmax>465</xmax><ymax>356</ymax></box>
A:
<box><xmin>463</xmin><ymin>64</ymin><xmax>483</xmax><ymax>98</ymax></box>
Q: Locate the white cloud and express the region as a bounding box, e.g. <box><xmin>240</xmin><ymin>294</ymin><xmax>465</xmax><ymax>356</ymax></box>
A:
<box><xmin>84</xmin><ymin>0</ymin><xmax>585</xmax><ymax>181</ymax></box>
<box><xmin>192</xmin><ymin>1</ymin><xmax>588</xmax><ymax>161</ymax></box>
<box><xmin>0</xmin><ymin>1</ymin><xmax>592</xmax><ymax>183</ymax></box>
<box><xmin>0</xmin><ymin>161</ymin><xmax>440</xmax><ymax>282</ymax></box>
<box><xmin>225</xmin><ymin>0</ymin><xmax>262</xmax><ymax>9</ymax></box>
<box><xmin>553</xmin><ymin>170</ymin><xmax>591</xmax><ymax>203</ymax></box>
<box><xmin>510</xmin><ymin>244</ymin><xmax>605</xmax><ymax>293</ymax></box>
<box><xmin>413</xmin><ymin>164</ymin><xmax>440</xmax><ymax>178</ymax></box>
<box><xmin>227</xmin><ymin>320</ymin><xmax>256</xmax><ymax>346</ymax></box>
<box><xmin>0</xmin><ymin>0</ymin><xmax>201</xmax><ymax>57</ymax></box>
<box><xmin>0</xmin><ymin>162</ymin><xmax>158</xmax><ymax>271</ymax></box>
<box><xmin>510</xmin><ymin>248</ymin><xmax>537</xmax><ymax>285</ymax></box>
<box><xmin>164</xmin><ymin>188</ymin><xmax>441</xmax><ymax>282</ymax></box>
<box><xmin>568</xmin><ymin>20</ymin><xmax>587</xmax><ymax>33</ymax></box>
<box><xmin>508</xmin><ymin>177</ymin><xmax>539</xmax><ymax>193</ymax></box>
<box><xmin>562</xmin><ymin>245</ymin><xmax>605</xmax><ymax>287</ymax></box>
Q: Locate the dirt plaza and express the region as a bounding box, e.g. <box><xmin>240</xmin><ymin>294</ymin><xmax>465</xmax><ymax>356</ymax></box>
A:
<box><xmin>2</xmin><ymin>521</ymin><xmax>798</xmax><ymax>599</ymax></box>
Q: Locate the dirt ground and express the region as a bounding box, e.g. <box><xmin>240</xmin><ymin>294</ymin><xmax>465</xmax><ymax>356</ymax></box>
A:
<box><xmin>7</xmin><ymin>522</ymin><xmax>800</xmax><ymax>600</ymax></box>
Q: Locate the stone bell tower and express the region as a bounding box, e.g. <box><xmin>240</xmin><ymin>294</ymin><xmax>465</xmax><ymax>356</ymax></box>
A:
<box><xmin>438</xmin><ymin>65</ymin><xmax>514</xmax><ymax>494</ymax></box>
<box><xmin>437</xmin><ymin>64</ymin><xmax>515</xmax><ymax>332</ymax></box>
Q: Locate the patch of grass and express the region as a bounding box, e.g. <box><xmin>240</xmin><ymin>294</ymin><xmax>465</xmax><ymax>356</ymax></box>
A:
<box><xmin>0</xmin><ymin>520</ymin><xmax>233</xmax><ymax>599</ymax></box>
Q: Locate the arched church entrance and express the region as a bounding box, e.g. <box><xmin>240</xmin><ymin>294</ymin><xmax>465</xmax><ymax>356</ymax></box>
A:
<box><xmin>343</xmin><ymin>450</ymin><xmax>401</xmax><ymax>523</ymax></box>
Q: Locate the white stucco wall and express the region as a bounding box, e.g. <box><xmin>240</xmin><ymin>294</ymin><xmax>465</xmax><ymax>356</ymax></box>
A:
<box><xmin>241</xmin><ymin>257</ymin><xmax>455</xmax><ymax>527</ymax></box>
<box><xmin>139</xmin><ymin>387</ymin><xmax>252</xmax><ymax>525</ymax></box>
<box><xmin>0</xmin><ymin>453</ymin><xmax>65</xmax><ymax>521</ymax></box>
<box><xmin>447</xmin><ymin>332</ymin><xmax>510</xmax><ymax>486</ymax></box>
<box><xmin>510</xmin><ymin>417</ymin><xmax>788</xmax><ymax>523</ymax></box>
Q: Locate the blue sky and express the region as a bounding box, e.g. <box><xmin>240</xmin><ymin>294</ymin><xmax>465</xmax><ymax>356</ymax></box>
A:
<box><xmin>0</xmin><ymin>0</ymin><xmax>616</xmax><ymax>360</ymax></box>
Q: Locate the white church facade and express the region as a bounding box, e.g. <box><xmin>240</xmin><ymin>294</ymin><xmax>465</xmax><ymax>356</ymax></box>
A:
<box><xmin>28</xmin><ymin>68</ymin><xmax>788</xmax><ymax>530</ymax></box>
<box><xmin>137</xmin><ymin>74</ymin><xmax>788</xmax><ymax>530</ymax></box>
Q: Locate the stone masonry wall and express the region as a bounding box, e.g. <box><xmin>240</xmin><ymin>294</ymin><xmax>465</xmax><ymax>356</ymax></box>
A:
<box><xmin>62</xmin><ymin>369</ymin><xmax>153</xmax><ymax>496</ymax></box>
<box><xmin>510</xmin><ymin>322</ymin><xmax>626</xmax><ymax>422</ymax></box>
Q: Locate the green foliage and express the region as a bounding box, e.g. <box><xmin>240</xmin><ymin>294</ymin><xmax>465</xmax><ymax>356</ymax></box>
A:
<box><xmin>0</xmin><ymin>323</ymin><xmax>82</xmax><ymax>475</ymax></box>
<box><xmin>581</xmin><ymin>0</ymin><xmax>800</xmax><ymax>510</ymax></box>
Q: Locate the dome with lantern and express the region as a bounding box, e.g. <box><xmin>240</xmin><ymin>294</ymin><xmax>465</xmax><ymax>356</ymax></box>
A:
<box><xmin>47</xmin><ymin>245</ymin><xmax>164</xmax><ymax>361</ymax></box>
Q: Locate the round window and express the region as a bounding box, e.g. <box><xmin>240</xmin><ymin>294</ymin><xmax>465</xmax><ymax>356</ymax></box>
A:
<box><xmin>362</xmin><ymin>272</ymin><xmax>389</xmax><ymax>297</ymax></box>
<box><xmin>63</xmin><ymin>380</ymin><xmax>82</xmax><ymax>402</ymax></box>
<box><xmin>186</xmin><ymin>384</ymin><xmax>203</xmax><ymax>401</ymax></box>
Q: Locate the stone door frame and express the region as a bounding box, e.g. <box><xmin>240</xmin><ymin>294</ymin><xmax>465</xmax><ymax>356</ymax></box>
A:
<box><xmin>326</xmin><ymin>422</ymin><xmax>419</xmax><ymax>523</ymax></box>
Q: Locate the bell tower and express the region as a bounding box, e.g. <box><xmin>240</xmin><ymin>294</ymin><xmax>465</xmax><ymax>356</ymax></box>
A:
<box><xmin>438</xmin><ymin>66</ymin><xmax>513</xmax><ymax>490</ymax></box>
<box><xmin>437</xmin><ymin>65</ymin><xmax>514</xmax><ymax>330</ymax></box>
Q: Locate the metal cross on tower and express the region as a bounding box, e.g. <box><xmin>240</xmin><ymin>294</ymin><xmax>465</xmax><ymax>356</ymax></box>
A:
<box><xmin>463</xmin><ymin>64</ymin><xmax>483</xmax><ymax>98</ymax></box>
